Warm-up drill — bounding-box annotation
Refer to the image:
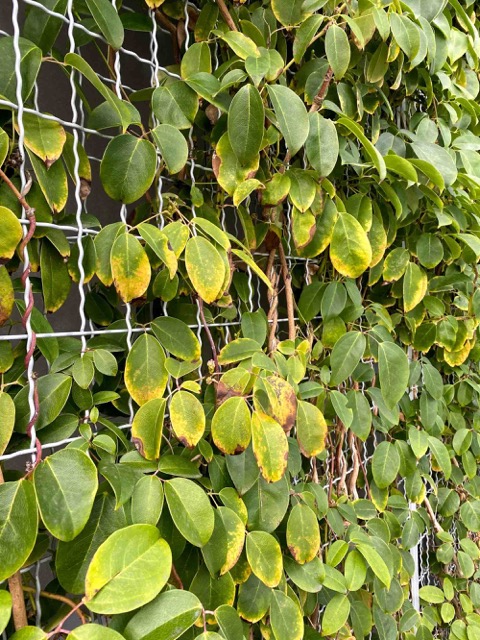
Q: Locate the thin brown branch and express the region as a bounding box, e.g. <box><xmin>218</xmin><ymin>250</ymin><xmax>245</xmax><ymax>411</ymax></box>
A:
<box><xmin>266</xmin><ymin>248</ymin><xmax>279</xmax><ymax>353</ymax></box>
<box><xmin>278</xmin><ymin>243</ymin><xmax>296</xmax><ymax>342</ymax></box>
<box><xmin>22</xmin><ymin>587</ymin><xmax>86</xmax><ymax>625</ymax></box>
<box><xmin>169</xmin><ymin>563</ymin><xmax>184</xmax><ymax>590</ymax></box>
<box><xmin>423</xmin><ymin>496</ymin><xmax>443</xmax><ymax>534</ymax></box>
<box><xmin>197</xmin><ymin>297</ymin><xmax>220</xmax><ymax>375</ymax></box>
<box><xmin>216</xmin><ymin>0</ymin><xmax>238</xmax><ymax>31</ymax></box>
<box><xmin>0</xmin><ymin>467</ymin><xmax>28</xmax><ymax>630</ymax></box>
<box><xmin>309</xmin><ymin>66</ymin><xmax>334</xmax><ymax>113</ymax></box>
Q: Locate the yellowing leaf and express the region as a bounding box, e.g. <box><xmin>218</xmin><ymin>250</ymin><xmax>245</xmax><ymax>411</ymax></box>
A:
<box><xmin>125</xmin><ymin>334</ymin><xmax>168</xmax><ymax>406</ymax></box>
<box><xmin>211</xmin><ymin>396</ymin><xmax>251</xmax><ymax>454</ymax></box>
<box><xmin>17</xmin><ymin>112</ymin><xmax>66</xmax><ymax>167</ymax></box>
<box><xmin>131</xmin><ymin>398</ymin><xmax>165</xmax><ymax>460</ymax></box>
<box><xmin>214</xmin><ymin>132</ymin><xmax>260</xmax><ymax>196</ymax></box>
<box><xmin>0</xmin><ymin>207</ymin><xmax>22</xmax><ymax>261</ymax></box>
<box><xmin>251</xmin><ymin>412</ymin><xmax>288</xmax><ymax>483</ymax></box>
<box><xmin>202</xmin><ymin>507</ymin><xmax>245</xmax><ymax>576</ymax></box>
<box><xmin>286</xmin><ymin>503</ymin><xmax>320</xmax><ymax>564</ymax></box>
<box><xmin>403</xmin><ymin>262</ymin><xmax>427</xmax><ymax>312</ymax></box>
<box><xmin>0</xmin><ymin>266</ymin><xmax>14</xmax><ymax>326</ymax></box>
<box><xmin>185</xmin><ymin>236</ymin><xmax>227</xmax><ymax>303</ymax></box>
<box><xmin>0</xmin><ymin>391</ymin><xmax>15</xmax><ymax>457</ymax></box>
<box><xmin>296</xmin><ymin>400</ymin><xmax>327</xmax><ymax>457</ymax></box>
<box><xmin>170</xmin><ymin>390</ymin><xmax>205</xmax><ymax>448</ymax></box>
<box><xmin>330</xmin><ymin>213</ymin><xmax>372</xmax><ymax>278</ymax></box>
<box><xmin>110</xmin><ymin>233</ymin><xmax>151</xmax><ymax>302</ymax></box>
<box><xmin>246</xmin><ymin>530</ymin><xmax>282</xmax><ymax>587</ymax></box>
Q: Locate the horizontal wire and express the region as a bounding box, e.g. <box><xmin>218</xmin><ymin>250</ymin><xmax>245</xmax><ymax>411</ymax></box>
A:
<box><xmin>0</xmin><ymin>314</ymin><xmax>319</xmax><ymax>342</ymax></box>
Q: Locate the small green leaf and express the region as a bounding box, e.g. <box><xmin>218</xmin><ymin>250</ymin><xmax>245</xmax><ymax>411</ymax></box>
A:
<box><xmin>378</xmin><ymin>342</ymin><xmax>409</xmax><ymax>409</ymax></box>
<box><xmin>151</xmin><ymin>317</ymin><xmax>201</xmax><ymax>361</ymax></box>
<box><xmin>267</xmin><ymin>84</ymin><xmax>309</xmax><ymax>157</ymax></box>
<box><xmin>306</xmin><ymin>113</ymin><xmax>339</xmax><ymax>177</ymax></box>
<box><xmin>228</xmin><ymin>84</ymin><xmax>264</xmax><ymax>165</ymax></box>
<box><xmin>85</xmin><ymin>524</ymin><xmax>172</xmax><ymax>614</ymax></box>
<box><xmin>131</xmin><ymin>475</ymin><xmax>164</xmax><ymax>526</ymax></box>
<box><xmin>211</xmin><ymin>396</ymin><xmax>252</xmax><ymax>455</ymax></box>
<box><xmin>296</xmin><ymin>400</ymin><xmax>327</xmax><ymax>457</ymax></box>
<box><xmin>15</xmin><ymin>373</ymin><xmax>72</xmax><ymax>433</ymax></box>
<box><xmin>371</xmin><ymin>441</ymin><xmax>400</xmax><ymax>489</ymax></box>
<box><xmin>321</xmin><ymin>593</ymin><xmax>351</xmax><ymax>636</ymax></box>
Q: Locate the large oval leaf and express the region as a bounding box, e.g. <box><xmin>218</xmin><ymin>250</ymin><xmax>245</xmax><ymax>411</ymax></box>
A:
<box><xmin>330</xmin><ymin>213</ymin><xmax>372</xmax><ymax>278</ymax></box>
<box><xmin>125</xmin><ymin>334</ymin><xmax>168</xmax><ymax>406</ymax></box>
<box><xmin>123</xmin><ymin>589</ymin><xmax>202</xmax><ymax>640</ymax></box>
<box><xmin>85</xmin><ymin>524</ymin><xmax>172</xmax><ymax>613</ymax></box>
<box><xmin>270</xmin><ymin>590</ymin><xmax>304</xmax><ymax>640</ymax></box>
<box><xmin>164</xmin><ymin>478</ymin><xmax>214</xmax><ymax>547</ymax></box>
<box><xmin>371</xmin><ymin>441</ymin><xmax>400</xmax><ymax>489</ymax></box>
<box><xmin>110</xmin><ymin>232</ymin><xmax>151</xmax><ymax>303</ymax></box>
<box><xmin>330</xmin><ymin>331</ymin><xmax>366</xmax><ymax>387</ymax></box>
<box><xmin>378</xmin><ymin>342</ymin><xmax>409</xmax><ymax>409</ymax></box>
<box><xmin>0</xmin><ymin>480</ymin><xmax>38</xmax><ymax>581</ymax></box>
<box><xmin>305</xmin><ymin>113</ymin><xmax>339</xmax><ymax>177</ymax></box>
<box><xmin>34</xmin><ymin>449</ymin><xmax>98</xmax><ymax>541</ymax></box>
<box><xmin>211</xmin><ymin>396</ymin><xmax>252</xmax><ymax>455</ymax></box>
<box><xmin>170</xmin><ymin>390</ymin><xmax>205</xmax><ymax>448</ymax></box>
<box><xmin>286</xmin><ymin>503</ymin><xmax>320</xmax><ymax>564</ymax></box>
<box><xmin>267</xmin><ymin>85</ymin><xmax>309</xmax><ymax>157</ymax></box>
<box><xmin>100</xmin><ymin>134</ymin><xmax>156</xmax><ymax>204</ymax></box>
<box><xmin>246</xmin><ymin>530</ymin><xmax>282</xmax><ymax>587</ymax></box>
<box><xmin>185</xmin><ymin>236</ymin><xmax>227</xmax><ymax>303</ymax></box>
<box><xmin>251</xmin><ymin>412</ymin><xmax>288</xmax><ymax>483</ymax></box>
<box><xmin>151</xmin><ymin>317</ymin><xmax>201</xmax><ymax>361</ymax></box>
<box><xmin>228</xmin><ymin>84</ymin><xmax>264</xmax><ymax>165</ymax></box>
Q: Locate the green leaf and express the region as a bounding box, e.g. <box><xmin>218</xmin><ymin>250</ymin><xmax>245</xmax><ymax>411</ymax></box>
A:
<box><xmin>390</xmin><ymin>13</ymin><xmax>421</xmax><ymax>60</ymax></box>
<box><xmin>228</xmin><ymin>84</ymin><xmax>264</xmax><ymax>165</ymax></box>
<box><xmin>170</xmin><ymin>390</ymin><xmax>205</xmax><ymax>448</ymax></box>
<box><xmin>411</xmin><ymin>141</ymin><xmax>457</xmax><ymax>187</ymax></box>
<box><xmin>403</xmin><ymin>262</ymin><xmax>427</xmax><ymax>312</ymax></box>
<box><xmin>267</xmin><ymin>85</ymin><xmax>309</xmax><ymax>157</ymax></box>
<box><xmin>321</xmin><ymin>593</ymin><xmax>351</xmax><ymax>636</ymax></box>
<box><xmin>330</xmin><ymin>331</ymin><xmax>366</xmax><ymax>386</ymax></box>
<box><xmin>233</xmin><ymin>178</ymin><xmax>264</xmax><ymax>208</ymax></box>
<box><xmin>283</xmin><ymin>556</ymin><xmax>324</xmax><ymax>593</ymax></box>
<box><xmin>202</xmin><ymin>507</ymin><xmax>245</xmax><ymax>576</ymax></box>
<box><xmin>92</xmin><ymin>350</ymin><xmax>118</xmax><ymax>377</ymax></box>
<box><xmin>67</xmin><ymin>624</ymin><xmax>124</xmax><ymax>640</ymax></box>
<box><xmin>356</xmin><ymin>542</ymin><xmax>392</xmax><ymax>588</ymax></box>
<box><xmin>371</xmin><ymin>441</ymin><xmax>400</xmax><ymax>489</ymax></box>
<box><xmin>287</xmin><ymin>503</ymin><xmax>320</xmax><ymax>564</ymax></box>
<box><xmin>23</xmin><ymin>0</ymin><xmax>68</xmax><ymax>54</ymax></box>
<box><xmin>337</xmin><ymin>117</ymin><xmax>387</xmax><ymax>180</ymax></box>
<box><xmin>0</xmin><ymin>391</ymin><xmax>15</xmax><ymax>457</ymax></box>
<box><xmin>325</xmin><ymin>25</ymin><xmax>351</xmax><ymax>80</ymax></box>
<box><xmin>330</xmin><ymin>213</ymin><xmax>372</xmax><ymax>278</ymax></box>
<box><xmin>0</xmin><ymin>37</ymin><xmax>41</xmax><ymax>102</ymax></box>
<box><xmin>40</xmin><ymin>239</ymin><xmax>71</xmax><ymax>313</ymax></box>
<box><xmin>56</xmin><ymin>494</ymin><xmax>126</xmax><ymax>594</ymax></box>
<box><xmin>111</xmin><ymin>233</ymin><xmax>151</xmax><ymax>303</ymax></box>
<box><xmin>211</xmin><ymin>396</ymin><xmax>252</xmax><ymax>455</ymax></box>
<box><xmin>427</xmin><ymin>436</ymin><xmax>452</xmax><ymax>480</ymax></box>
<box><xmin>138</xmin><ymin>223</ymin><xmax>177</xmax><ymax>278</ymax></box>
<box><xmin>419</xmin><ymin>586</ymin><xmax>445</xmax><ymax>604</ymax></box>
<box><xmin>270</xmin><ymin>590</ymin><xmax>304</xmax><ymax>640</ymax></box>
<box><xmin>460</xmin><ymin>500</ymin><xmax>480</xmax><ymax>532</ymax></box>
<box><xmin>34</xmin><ymin>449</ymin><xmax>98</xmax><ymax>541</ymax></box>
<box><xmin>72</xmin><ymin>355</ymin><xmax>95</xmax><ymax>389</ymax></box>
<box><xmin>94</xmin><ymin>222</ymin><xmax>126</xmax><ymax>287</ymax></box>
<box><xmin>180</xmin><ymin>42</ymin><xmax>211</xmax><ymax>78</ymax></box>
<box><xmin>215</xmin><ymin>605</ymin><xmax>244</xmax><ymax>640</ymax></box>
<box><xmin>293</xmin><ymin>14</ymin><xmax>323</xmax><ymax>63</ymax></box>
<box><xmin>344</xmin><ymin>549</ymin><xmax>367</xmax><ymax>591</ymax></box>
<box><xmin>306</xmin><ymin>113</ymin><xmax>339</xmax><ymax>177</ymax></box>
<box><xmin>251</xmin><ymin>412</ymin><xmax>288</xmax><ymax>483</ymax></box>
<box><xmin>131</xmin><ymin>398</ymin><xmax>165</xmax><ymax>461</ymax></box>
<box><xmin>0</xmin><ymin>590</ymin><xmax>12</xmax><ymax>634</ymax></box>
<box><xmin>85</xmin><ymin>524</ymin><xmax>172</xmax><ymax>614</ymax></box>
<box><xmin>152</xmin><ymin>82</ymin><xmax>198</xmax><ymax>129</ymax></box>
<box><xmin>378</xmin><ymin>342</ymin><xmax>409</xmax><ymax>408</ymax></box>
<box><xmin>15</xmin><ymin>373</ymin><xmax>72</xmax><ymax>433</ymax></box>
<box><xmin>125</xmin><ymin>334</ymin><xmax>167</xmax><ymax>406</ymax></box>
<box><xmin>9</xmin><ymin>628</ymin><xmax>47</xmax><ymax>640</ymax></box>
<box><xmin>246</xmin><ymin>530</ymin><xmax>282</xmax><ymax>587</ymax></box>
<box><xmin>123</xmin><ymin>589</ymin><xmax>202</xmax><ymax>640</ymax></box>
<box><xmin>384</xmin><ymin>154</ymin><xmax>418</xmax><ymax>183</ymax></box>
<box><xmin>85</xmin><ymin>0</ymin><xmax>124</xmax><ymax>49</ymax></box>
<box><xmin>219</xmin><ymin>32</ymin><xmax>260</xmax><ymax>60</ymax></box>
<box><xmin>271</xmin><ymin>0</ymin><xmax>309</xmax><ymax>27</ymax></box>
<box><xmin>18</xmin><ymin>112</ymin><xmax>66</xmax><ymax>167</ymax></box>
<box><xmin>28</xmin><ymin>149</ymin><xmax>68</xmax><ymax>213</ymax></box>
<box><xmin>237</xmin><ymin>574</ymin><xmax>272</xmax><ymax>622</ymax></box>
<box><xmin>151</xmin><ymin>317</ymin><xmax>201</xmax><ymax>361</ymax></box>
<box><xmin>0</xmin><ymin>129</ymin><xmax>9</xmax><ymax>168</ymax></box>
<box><xmin>100</xmin><ymin>134</ymin><xmax>156</xmax><ymax>204</ymax></box>
<box><xmin>231</xmin><ymin>248</ymin><xmax>274</xmax><ymax>291</ymax></box>
<box><xmin>296</xmin><ymin>399</ymin><xmax>327</xmax><ymax>457</ymax></box>
<box><xmin>151</xmin><ymin>124</ymin><xmax>188</xmax><ymax>174</ymax></box>
<box><xmin>164</xmin><ymin>478</ymin><xmax>214</xmax><ymax>547</ymax></box>
<box><xmin>131</xmin><ymin>475</ymin><xmax>164</xmax><ymax>526</ymax></box>
<box><xmin>0</xmin><ymin>207</ymin><xmax>23</xmax><ymax>261</ymax></box>
<box><xmin>185</xmin><ymin>236</ymin><xmax>227</xmax><ymax>303</ymax></box>
<box><xmin>0</xmin><ymin>480</ymin><xmax>38</xmax><ymax>581</ymax></box>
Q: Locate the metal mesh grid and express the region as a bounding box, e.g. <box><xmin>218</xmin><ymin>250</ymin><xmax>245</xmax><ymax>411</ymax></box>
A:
<box><xmin>0</xmin><ymin>0</ymin><xmax>432</xmax><ymax>633</ymax></box>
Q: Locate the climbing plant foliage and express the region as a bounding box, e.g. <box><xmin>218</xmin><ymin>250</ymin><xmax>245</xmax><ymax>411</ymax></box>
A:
<box><xmin>0</xmin><ymin>0</ymin><xmax>480</xmax><ymax>639</ymax></box>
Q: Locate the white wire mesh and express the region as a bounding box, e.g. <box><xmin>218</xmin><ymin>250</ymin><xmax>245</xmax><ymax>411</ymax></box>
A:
<box><xmin>0</xmin><ymin>0</ymin><xmax>429</xmax><ymax>630</ymax></box>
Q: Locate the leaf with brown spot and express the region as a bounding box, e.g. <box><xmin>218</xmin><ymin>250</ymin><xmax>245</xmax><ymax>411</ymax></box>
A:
<box><xmin>170</xmin><ymin>390</ymin><xmax>205</xmax><ymax>448</ymax></box>
<box><xmin>211</xmin><ymin>396</ymin><xmax>251</xmax><ymax>455</ymax></box>
<box><xmin>254</xmin><ymin>375</ymin><xmax>297</xmax><ymax>433</ymax></box>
